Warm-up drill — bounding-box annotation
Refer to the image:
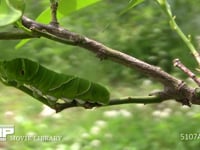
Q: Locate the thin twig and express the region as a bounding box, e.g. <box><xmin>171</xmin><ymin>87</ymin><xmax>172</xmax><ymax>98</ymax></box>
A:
<box><xmin>173</xmin><ymin>58</ymin><xmax>200</xmax><ymax>87</ymax></box>
<box><xmin>50</xmin><ymin>0</ymin><xmax>59</xmax><ymax>27</ymax></box>
<box><xmin>55</xmin><ymin>96</ymin><xmax>169</xmax><ymax>112</ymax></box>
<box><xmin>156</xmin><ymin>0</ymin><xmax>200</xmax><ymax>66</ymax></box>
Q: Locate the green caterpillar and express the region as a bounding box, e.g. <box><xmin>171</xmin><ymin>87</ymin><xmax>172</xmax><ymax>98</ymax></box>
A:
<box><xmin>0</xmin><ymin>58</ymin><xmax>110</xmax><ymax>105</ymax></box>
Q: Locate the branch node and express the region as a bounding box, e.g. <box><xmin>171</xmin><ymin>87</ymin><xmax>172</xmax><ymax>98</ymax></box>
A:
<box><xmin>177</xmin><ymin>80</ymin><xmax>185</xmax><ymax>91</ymax></box>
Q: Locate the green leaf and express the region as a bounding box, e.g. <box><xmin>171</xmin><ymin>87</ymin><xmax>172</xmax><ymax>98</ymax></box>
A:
<box><xmin>6</xmin><ymin>0</ymin><xmax>25</xmax><ymax>11</ymax></box>
<box><xmin>58</xmin><ymin>0</ymin><xmax>77</xmax><ymax>15</ymax></box>
<box><xmin>35</xmin><ymin>7</ymin><xmax>63</xmax><ymax>24</ymax></box>
<box><xmin>0</xmin><ymin>0</ymin><xmax>25</xmax><ymax>27</ymax></box>
<box><xmin>119</xmin><ymin>0</ymin><xmax>145</xmax><ymax>15</ymax></box>
<box><xmin>58</xmin><ymin>0</ymin><xmax>100</xmax><ymax>15</ymax></box>
<box><xmin>36</xmin><ymin>0</ymin><xmax>101</xmax><ymax>24</ymax></box>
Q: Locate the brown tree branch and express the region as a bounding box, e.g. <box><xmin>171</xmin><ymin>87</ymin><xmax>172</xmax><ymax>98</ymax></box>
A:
<box><xmin>21</xmin><ymin>17</ymin><xmax>179</xmax><ymax>86</ymax></box>
<box><xmin>1</xmin><ymin>15</ymin><xmax>200</xmax><ymax>111</ymax></box>
<box><xmin>19</xmin><ymin>16</ymin><xmax>200</xmax><ymax>107</ymax></box>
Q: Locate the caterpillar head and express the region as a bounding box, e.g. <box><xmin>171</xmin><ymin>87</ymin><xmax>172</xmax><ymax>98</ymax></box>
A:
<box><xmin>0</xmin><ymin>58</ymin><xmax>39</xmax><ymax>82</ymax></box>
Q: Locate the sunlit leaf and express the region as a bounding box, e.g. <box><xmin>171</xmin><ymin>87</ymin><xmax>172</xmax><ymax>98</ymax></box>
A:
<box><xmin>0</xmin><ymin>0</ymin><xmax>25</xmax><ymax>27</ymax></box>
<box><xmin>36</xmin><ymin>7</ymin><xmax>63</xmax><ymax>24</ymax></box>
<box><xmin>58</xmin><ymin>0</ymin><xmax>77</xmax><ymax>15</ymax></box>
<box><xmin>58</xmin><ymin>0</ymin><xmax>100</xmax><ymax>15</ymax></box>
<box><xmin>36</xmin><ymin>0</ymin><xmax>101</xmax><ymax>24</ymax></box>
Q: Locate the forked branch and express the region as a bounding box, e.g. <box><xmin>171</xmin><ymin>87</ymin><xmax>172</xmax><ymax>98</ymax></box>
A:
<box><xmin>1</xmin><ymin>2</ymin><xmax>200</xmax><ymax>111</ymax></box>
<box><xmin>18</xmin><ymin>16</ymin><xmax>200</xmax><ymax>108</ymax></box>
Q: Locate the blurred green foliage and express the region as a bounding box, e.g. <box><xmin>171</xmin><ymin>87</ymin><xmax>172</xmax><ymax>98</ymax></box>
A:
<box><xmin>1</xmin><ymin>82</ymin><xmax>200</xmax><ymax>149</ymax></box>
<box><xmin>0</xmin><ymin>0</ymin><xmax>200</xmax><ymax>149</ymax></box>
